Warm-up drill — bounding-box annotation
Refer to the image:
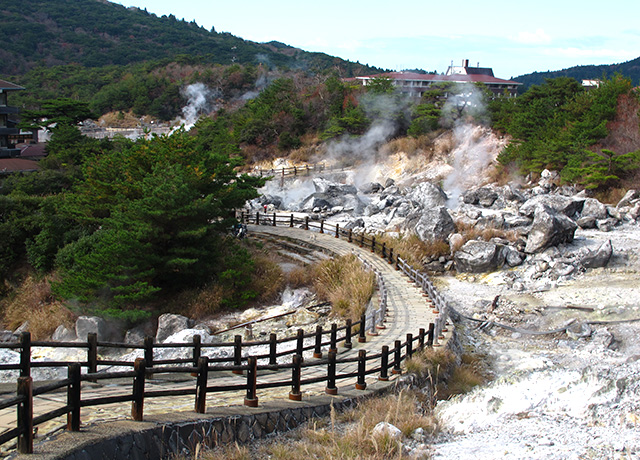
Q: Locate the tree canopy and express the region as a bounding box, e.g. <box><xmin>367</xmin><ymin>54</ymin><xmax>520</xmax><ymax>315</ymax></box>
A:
<box><xmin>491</xmin><ymin>75</ymin><xmax>640</xmax><ymax>189</ymax></box>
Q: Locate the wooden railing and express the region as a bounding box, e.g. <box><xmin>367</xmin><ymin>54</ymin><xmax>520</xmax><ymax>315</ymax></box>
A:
<box><xmin>241</xmin><ymin>210</ymin><xmax>450</xmax><ymax>340</ymax></box>
<box><xmin>250</xmin><ymin>162</ymin><xmax>331</xmax><ymax>178</ymax></box>
<box><xmin>0</xmin><ymin>211</ymin><xmax>451</xmax><ymax>454</ymax></box>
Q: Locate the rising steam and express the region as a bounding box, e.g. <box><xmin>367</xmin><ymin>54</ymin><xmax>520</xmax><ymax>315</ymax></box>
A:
<box><xmin>441</xmin><ymin>83</ymin><xmax>498</xmax><ymax>207</ymax></box>
<box><xmin>178</xmin><ymin>83</ymin><xmax>221</xmax><ymax>129</ymax></box>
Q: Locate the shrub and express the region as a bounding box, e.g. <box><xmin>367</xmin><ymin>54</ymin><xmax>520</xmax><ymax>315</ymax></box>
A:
<box><xmin>0</xmin><ymin>275</ymin><xmax>74</xmax><ymax>339</ymax></box>
<box><xmin>312</xmin><ymin>254</ymin><xmax>375</xmax><ymax>320</ymax></box>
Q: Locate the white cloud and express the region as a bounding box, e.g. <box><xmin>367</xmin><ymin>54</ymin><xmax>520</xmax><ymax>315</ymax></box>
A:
<box><xmin>514</xmin><ymin>28</ymin><xmax>552</xmax><ymax>44</ymax></box>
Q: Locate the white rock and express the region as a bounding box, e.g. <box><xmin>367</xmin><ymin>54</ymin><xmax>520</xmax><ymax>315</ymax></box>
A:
<box><xmin>372</xmin><ymin>421</ymin><xmax>402</xmax><ymax>440</ymax></box>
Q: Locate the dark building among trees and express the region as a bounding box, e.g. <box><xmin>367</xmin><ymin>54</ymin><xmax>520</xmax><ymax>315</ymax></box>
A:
<box><xmin>0</xmin><ymin>79</ymin><xmax>24</xmax><ymax>158</ymax></box>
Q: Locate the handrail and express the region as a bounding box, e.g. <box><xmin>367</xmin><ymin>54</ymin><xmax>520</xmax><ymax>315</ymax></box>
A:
<box><xmin>0</xmin><ymin>211</ymin><xmax>452</xmax><ymax>454</ymax></box>
<box><xmin>242</xmin><ymin>210</ymin><xmax>450</xmax><ymax>340</ymax></box>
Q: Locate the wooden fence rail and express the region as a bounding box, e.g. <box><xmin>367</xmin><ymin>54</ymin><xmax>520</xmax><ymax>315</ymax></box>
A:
<box><xmin>0</xmin><ymin>327</ymin><xmax>434</xmax><ymax>453</ymax></box>
<box><xmin>241</xmin><ymin>210</ymin><xmax>450</xmax><ymax>341</ymax></box>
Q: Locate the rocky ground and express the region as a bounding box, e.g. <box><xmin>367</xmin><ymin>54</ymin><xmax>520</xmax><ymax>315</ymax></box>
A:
<box><xmin>248</xmin><ymin>125</ymin><xmax>640</xmax><ymax>459</ymax></box>
<box><xmin>430</xmin><ymin>222</ymin><xmax>640</xmax><ymax>459</ymax></box>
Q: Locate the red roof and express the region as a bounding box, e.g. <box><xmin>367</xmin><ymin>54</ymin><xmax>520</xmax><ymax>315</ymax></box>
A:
<box><xmin>0</xmin><ymin>158</ymin><xmax>41</xmax><ymax>174</ymax></box>
<box><xmin>356</xmin><ymin>71</ymin><xmax>521</xmax><ymax>86</ymax></box>
<box><xmin>0</xmin><ymin>79</ymin><xmax>24</xmax><ymax>91</ymax></box>
<box><xmin>19</xmin><ymin>143</ymin><xmax>47</xmax><ymax>159</ymax></box>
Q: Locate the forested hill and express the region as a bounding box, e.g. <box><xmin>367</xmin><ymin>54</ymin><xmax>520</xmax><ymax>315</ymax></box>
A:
<box><xmin>515</xmin><ymin>56</ymin><xmax>640</xmax><ymax>89</ymax></box>
<box><xmin>0</xmin><ymin>0</ymin><xmax>381</xmax><ymax>76</ymax></box>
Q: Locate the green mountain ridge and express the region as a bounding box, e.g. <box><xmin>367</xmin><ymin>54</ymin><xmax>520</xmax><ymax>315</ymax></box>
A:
<box><xmin>0</xmin><ymin>0</ymin><xmax>381</xmax><ymax>76</ymax></box>
<box><xmin>514</xmin><ymin>56</ymin><xmax>640</xmax><ymax>89</ymax></box>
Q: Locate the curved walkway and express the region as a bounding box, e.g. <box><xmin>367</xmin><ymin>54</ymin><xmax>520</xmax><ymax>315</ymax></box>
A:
<box><xmin>2</xmin><ymin>225</ymin><xmax>448</xmax><ymax>456</ymax></box>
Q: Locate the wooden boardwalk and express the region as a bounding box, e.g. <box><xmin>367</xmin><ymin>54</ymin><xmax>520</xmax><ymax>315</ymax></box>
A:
<box><xmin>0</xmin><ymin>225</ymin><xmax>448</xmax><ymax>454</ymax></box>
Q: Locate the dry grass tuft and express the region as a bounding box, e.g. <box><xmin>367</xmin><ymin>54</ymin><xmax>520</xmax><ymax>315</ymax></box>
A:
<box><xmin>0</xmin><ymin>275</ymin><xmax>75</xmax><ymax>339</ymax></box>
<box><xmin>381</xmin><ymin>132</ymin><xmax>443</xmax><ymax>160</ymax></box>
<box><xmin>376</xmin><ymin>233</ymin><xmax>449</xmax><ymax>267</ymax></box>
<box><xmin>454</xmin><ymin>221</ymin><xmax>519</xmax><ymax>249</ymax></box>
<box><xmin>249</xmin><ymin>251</ymin><xmax>286</xmax><ymax>304</ymax></box>
<box><xmin>181</xmin><ymin>283</ymin><xmax>226</xmax><ymax>319</ymax></box>
<box><xmin>406</xmin><ymin>348</ymin><xmax>489</xmax><ymax>401</ymax></box>
<box><xmin>191</xmin><ymin>390</ymin><xmax>438</xmax><ymax>460</ymax></box>
<box><xmin>593</xmin><ymin>186</ymin><xmax>628</xmax><ymax>205</ymax></box>
<box><xmin>285</xmin><ymin>265</ymin><xmax>315</xmax><ymax>289</ymax></box>
<box><xmin>312</xmin><ymin>254</ymin><xmax>376</xmax><ymax>320</ymax></box>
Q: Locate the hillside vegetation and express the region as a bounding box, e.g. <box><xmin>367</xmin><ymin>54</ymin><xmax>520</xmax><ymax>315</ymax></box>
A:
<box><xmin>1</xmin><ymin>0</ymin><xmax>639</xmax><ymax>334</ymax></box>
<box><xmin>514</xmin><ymin>56</ymin><xmax>640</xmax><ymax>89</ymax></box>
<box><xmin>0</xmin><ymin>0</ymin><xmax>380</xmax><ymax>76</ymax></box>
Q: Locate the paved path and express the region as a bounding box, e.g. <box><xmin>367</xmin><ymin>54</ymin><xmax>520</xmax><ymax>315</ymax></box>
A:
<box><xmin>0</xmin><ymin>224</ymin><xmax>447</xmax><ymax>451</ymax></box>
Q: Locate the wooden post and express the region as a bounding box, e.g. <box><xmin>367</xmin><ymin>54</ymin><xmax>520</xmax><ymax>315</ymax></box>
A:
<box><xmin>358</xmin><ymin>313</ymin><xmax>367</xmax><ymax>343</ymax></box>
<box><xmin>244</xmin><ymin>357</ymin><xmax>259</xmax><ymax>407</ymax></box>
<box><xmin>388</xmin><ymin>248</ymin><xmax>394</xmax><ymax>264</ymax></box>
<box><xmin>143</xmin><ymin>336</ymin><xmax>154</xmax><ymax>378</ymax></box>
<box><xmin>344</xmin><ymin>319</ymin><xmax>352</xmax><ymax>349</ymax></box>
<box><xmin>418</xmin><ymin>328</ymin><xmax>426</xmax><ymax>351</ymax></box>
<box><xmin>195</xmin><ymin>356</ymin><xmax>208</xmax><ymax>414</ymax></box>
<box><xmin>359</xmin><ymin>233</ymin><xmax>364</xmax><ymax>248</ymax></box>
<box><xmin>296</xmin><ymin>329</ymin><xmax>304</xmax><ymax>362</ymax></box>
<box><xmin>392</xmin><ymin>340</ymin><xmax>402</xmax><ymax>375</ymax></box>
<box><xmin>325</xmin><ymin>351</ymin><xmax>337</xmax><ymax>395</ymax></box>
<box><xmin>335</xmin><ymin>223</ymin><xmax>339</xmax><ymax>238</ymax></box>
<box><xmin>269</xmin><ymin>333</ymin><xmax>277</xmax><ymax>365</ymax></box>
<box><xmin>355</xmin><ymin>350</ymin><xmax>367</xmax><ymax>390</ymax></box>
<box><xmin>313</xmin><ymin>326</ymin><xmax>323</xmax><ymax>359</ymax></box>
<box><xmin>329</xmin><ymin>323</ymin><xmax>337</xmax><ymax>354</ymax></box>
<box><xmin>371</xmin><ymin>236</ymin><xmax>376</xmax><ymax>253</ymax></box>
<box><xmin>406</xmin><ymin>333</ymin><xmax>413</xmax><ymax>359</ymax></box>
<box><xmin>427</xmin><ymin>323</ymin><xmax>435</xmax><ymax>347</ymax></box>
<box><xmin>304</xmin><ymin>216</ymin><xmax>309</xmax><ymax>230</ymax></box>
<box><xmin>382</xmin><ymin>242</ymin><xmax>387</xmax><ymax>259</ymax></box>
<box><xmin>192</xmin><ymin>334</ymin><xmax>201</xmax><ymax>374</ymax></box>
<box><xmin>131</xmin><ymin>358</ymin><xmax>146</xmax><ymax>421</ymax></box>
<box><xmin>379</xmin><ymin>346</ymin><xmax>389</xmax><ymax>381</ymax></box>
<box><xmin>320</xmin><ymin>220</ymin><xmax>324</xmax><ymax>234</ymax></box>
<box><xmin>290</xmin><ymin>214</ymin><xmax>294</xmax><ymax>228</ymax></box>
<box><xmin>87</xmin><ymin>332</ymin><xmax>98</xmax><ymax>376</ymax></box>
<box><xmin>289</xmin><ymin>354</ymin><xmax>302</xmax><ymax>401</ymax></box>
<box><xmin>348</xmin><ymin>229</ymin><xmax>352</xmax><ymax>243</ymax></box>
<box><xmin>17</xmin><ymin>376</ymin><xmax>33</xmax><ymax>454</ymax></box>
<box><xmin>19</xmin><ymin>331</ymin><xmax>31</xmax><ymax>378</ymax></box>
<box><xmin>67</xmin><ymin>363</ymin><xmax>81</xmax><ymax>431</ymax></box>
<box><xmin>272</xmin><ymin>212</ymin><xmax>277</xmax><ymax>226</ymax></box>
<box><xmin>233</xmin><ymin>335</ymin><xmax>243</xmax><ymax>375</ymax></box>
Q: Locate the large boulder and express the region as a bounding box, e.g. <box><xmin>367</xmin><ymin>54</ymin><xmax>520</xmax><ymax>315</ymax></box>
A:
<box><xmin>617</xmin><ymin>189</ymin><xmax>639</xmax><ymax>208</ymax></box>
<box><xmin>454</xmin><ymin>240</ymin><xmax>506</xmax><ymax>273</ymax></box>
<box><xmin>312</xmin><ymin>178</ymin><xmax>357</xmax><ymax>196</ymax></box>
<box><xmin>412</xmin><ymin>206</ymin><xmax>455</xmax><ymax>243</ymax></box>
<box><xmin>525</xmin><ymin>206</ymin><xmax>578</xmax><ymax>254</ymax></box>
<box><xmin>52</xmin><ymin>325</ymin><xmax>76</xmax><ymax>342</ymax></box>
<box><xmin>156</xmin><ymin>314</ymin><xmax>192</xmax><ymax>343</ymax></box>
<box><xmin>581</xmin><ymin>198</ymin><xmax>608</xmax><ymax>220</ymax></box>
<box><xmin>462</xmin><ymin>187</ymin><xmax>499</xmax><ymax>207</ymax></box>
<box><xmin>406</xmin><ymin>182</ymin><xmax>448</xmax><ymax>209</ymax></box>
<box><xmin>359</xmin><ymin>182</ymin><xmax>383</xmax><ymax>194</ymax></box>
<box><xmin>580</xmin><ymin>240</ymin><xmax>613</xmax><ymax>269</ymax></box>
<box><xmin>519</xmin><ymin>195</ymin><xmax>584</xmax><ymax>218</ymax></box>
<box><xmin>76</xmin><ymin>316</ymin><xmax>111</xmax><ymax>341</ymax></box>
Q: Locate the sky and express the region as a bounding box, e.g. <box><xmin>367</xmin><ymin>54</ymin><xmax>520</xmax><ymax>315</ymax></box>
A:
<box><xmin>113</xmin><ymin>0</ymin><xmax>640</xmax><ymax>79</ymax></box>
